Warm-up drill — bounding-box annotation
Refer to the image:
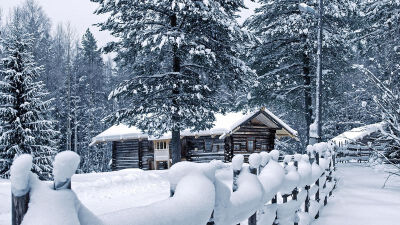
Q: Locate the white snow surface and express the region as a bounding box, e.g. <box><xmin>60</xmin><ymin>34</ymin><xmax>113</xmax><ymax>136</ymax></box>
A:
<box><xmin>10</xmin><ymin>154</ymin><xmax>32</xmax><ymax>196</ymax></box>
<box><xmin>279</xmin><ymin>164</ymin><xmax>300</xmax><ymax>195</ymax></box>
<box><xmin>313</xmin><ymin>163</ymin><xmax>400</xmax><ymax>225</ymax></box>
<box><xmin>213</xmin><ymin>166</ymin><xmax>264</xmax><ymax>225</ymax></box>
<box><xmin>270</xmin><ymin>150</ymin><xmax>280</xmax><ymax>161</ymax></box>
<box><xmin>248</xmin><ymin>153</ymin><xmax>261</xmax><ymax>169</ymax></box>
<box><xmin>101</xmin><ymin>172</ymin><xmax>215</xmax><ymax>225</ymax></box>
<box><xmin>258</xmin><ymin>159</ymin><xmax>285</xmax><ymax>203</ymax></box>
<box><xmin>21</xmin><ymin>174</ymin><xmax>103</xmax><ymax>225</ymax></box>
<box><xmin>332</xmin><ymin>122</ymin><xmax>385</xmax><ymax>145</ymax></box>
<box><xmin>260</xmin><ymin>152</ymin><xmax>270</xmax><ymax>166</ymax></box>
<box><xmin>232</xmin><ymin>154</ymin><xmax>244</xmax><ymax>171</ymax></box>
<box><xmin>168</xmin><ymin>160</ymin><xmax>225</xmax><ymax>193</ymax></box>
<box><xmin>53</xmin><ymin>151</ymin><xmax>80</xmax><ymax>183</ymax></box>
<box><xmin>1</xmin><ymin>163</ymin><xmax>400</xmax><ymax>225</ymax></box>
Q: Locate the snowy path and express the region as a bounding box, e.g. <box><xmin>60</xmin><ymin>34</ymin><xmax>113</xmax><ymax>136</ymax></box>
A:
<box><xmin>314</xmin><ymin>163</ymin><xmax>400</xmax><ymax>225</ymax></box>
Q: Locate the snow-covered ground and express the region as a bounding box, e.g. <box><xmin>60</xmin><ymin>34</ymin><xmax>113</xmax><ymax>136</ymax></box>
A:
<box><xmin>314</xmin><ymin>163</ymin><xmax>400</xmax><ymax>225</ymax></box>
<box><xmin>0</xmin><ymin>169</ymin><xmax>170</xmax><ymax>225</ymax></box>
<box><xmin>0</xmin><ymin>163</ymin><xmax>399</xmax><ymax>225</ymax></box>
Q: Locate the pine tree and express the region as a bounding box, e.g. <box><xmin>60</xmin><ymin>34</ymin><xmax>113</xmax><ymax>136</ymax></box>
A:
<box><xmin>72</xmin><ymin>29</ymin><xmax>110</xmax><ymax>172</ymax></box>
<box><xmin>244</xmin><ymin>0</ymin><xmax>352</xmax><ymax>148</ymax></box>
<box><xmin>92</xmin><ymin>0</ymin><xmax>255</xmax><ymax>164</ymax></box>
<box><xmin>0</xmin><ymin>28</ymin><xmax>57</xmax><ymax>179</ymax></box>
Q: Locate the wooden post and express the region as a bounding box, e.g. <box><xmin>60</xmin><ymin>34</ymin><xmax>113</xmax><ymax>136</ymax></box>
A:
<box><xmin>12</xmin><ymin>192</ymin><xmax>29</xmax><ymax>225</ymax></box>
<box><xmin>232</xmin><ymin>155</ymin><xmax>243</xmax><ymax>225</ymax></box>
<box><xmin>305</xmin><ymin>185</ymin><xmax>310</xmax><ymax>213</ymax></box>
<box><xmin>293</xmin><ymin>159</ymin><xmax>299</xmax><ymax>225</ymax></box>
<box><xmin>272</xmin><ymin>195</ymin><xmax>278</xmax><ymax>225</ymax></box>
<box><xmin>248</xmin><ymin>165</ymin><xmax>257</xmax><ymax>225</ymax></box>
<box><xmin>315</xmin><ymin>151</ymin><xmax>320</xmax><ymax>219</ymax></box>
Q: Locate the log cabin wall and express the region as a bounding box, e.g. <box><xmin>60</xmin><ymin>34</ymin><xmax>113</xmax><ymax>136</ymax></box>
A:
<box><xmin>184</xmin><ymin>135</ymin><xmax>225</xmax><ymax>162</ymax></box>
<box><xmin>111</xmin><ymin>139</ymin><xmax>154</xmax><ymax>171</ymax></box>
<box><xmin>112</xmin><ymin>140</ymin><xmax>140</xmax><ymax>171</ymax></box>
<box><xmin>140</xmin><ymin>139</ymin><xmax>153</xmax><ymax>170</ymax></box>
<box><xmin>230</xmin><ymin>122</ymin><xmax>276</xmax><ymax>161</ymax></box>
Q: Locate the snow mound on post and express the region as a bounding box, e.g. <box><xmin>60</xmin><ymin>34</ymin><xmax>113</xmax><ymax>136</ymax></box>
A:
<box><xmin>21</xmin><ymin>174</ymin><xmax>104</xmax><ymax>225</ymax></box>
<box><xmin>311</xmin><ymin>162</ymin><xmax>323</xmax><ymax>183</ymax></box>
<box><xmin>306</xmin><ymin>145</ymin><xmax>314</xmax><ymax>155</ymax></box>
<box><xmin>53</xmin><ymin>151</ymin><xmax>80</xmax><ymax>182</ymax></box>
<box><xmin>283</xmin><ymin>155</ymin><xmax>292</xmax><ymax>164</ymax></box>
<box><xmin>101</xmin><ymin>172</ymin><xmax>215</xmax><ymax>225</ymax></box>
<box><xmin>249</xmin><ymin>153</ymin><xmax>261</xmax><ymax>169</ymax></box>
<box><xmin>298</xmin><ymin>155</ymin><xmax>312</xmax><ymax>187</ymax></box>
<box><xmin>214</xmin><ymin>167</ymin><xmax>264</xmax><ymax>225</ymax></box>
<box><xmin>260</xmin><ymin>152</ymin><xmax>270</xmax><ymax>166</ymax></box>
<box><xmin>232</xmin><ymin>154</ymin><xmax>244</xmax><ymax>171</ymax></box>
<box><xmin>270</xmin><ymin>150</ymin><xmax>280</xmax><ymax>161</ymax></box>
<box><xmin>258</xmin><ymin>159</ymin><xmax>285</xmax><ymax>202</ymax></box>
<box><xmin>168</xmin><ymin>160</ymin><xmax>225</xmax><ymax>192</ymax></box>
<box><xmin>10</xmin><ymin>154</ymin><xmax>33</xmax><ymax>196</ymax></box>
<box><xmin>313</xmin><ymin>142</ymin><xmax>328</xmax><ymax>155</ymax></box>
<box><xmin>294</xmin><ymin>154</ymin><xmax>302</xmax><ymax>162</ymax></box>
<box><xmin>279</xmin><ymin>164</ymin><xmax>300</xmax><ymax>195</ymax></box>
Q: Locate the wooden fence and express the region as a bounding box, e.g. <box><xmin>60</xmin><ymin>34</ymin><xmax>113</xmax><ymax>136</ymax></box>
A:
<box><xmin>11</xmin><ymin>145</ymin><xmax>336</xmax><ymax>225</ymax></box>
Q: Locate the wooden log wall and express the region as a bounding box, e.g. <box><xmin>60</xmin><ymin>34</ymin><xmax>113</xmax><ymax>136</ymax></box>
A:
<box><xmin>140</xmin><ymin>139</ymin><xmax>153</xmax><ymax>170</ymax></box>
<box><xmin>112</xmin><ymin>140</ymin><xmax>140</xmax><ymax>170</ymax></box>
<box><xmin>185</xmin><ymin>136</ymin><xmax>225</xmax><ymax>162</ymax></box>
<box><xmin>112</xmin><ymin>140</ymin><xmax>154</xmax><ymax>171</ymax></box>
<box><xmin>231</xmin><ymin>124</ymin><xmax>276</xmax><ymax>161</ymax></box>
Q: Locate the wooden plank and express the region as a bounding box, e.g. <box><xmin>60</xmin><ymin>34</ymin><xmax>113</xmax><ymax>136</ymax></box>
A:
<box><xmin>12</xmin><ymin>193</ymin><xmax>29</xmax><ymax>225</ymax></box>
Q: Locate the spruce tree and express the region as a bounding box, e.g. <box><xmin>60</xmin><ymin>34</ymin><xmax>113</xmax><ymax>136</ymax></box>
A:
<box><xmin>0</xmin><ymin>31</ymin><xmax>57</xmax><ymax>179</ymax></box>
<box><xmin>92</xmin><ymin>0</ymin><xmax>255</xmax><ymax>164</ymax></box>
<box><xmin>244</xmin><ymin>0</ymin><xmax>351</xmax><ymax>147</ymax></box>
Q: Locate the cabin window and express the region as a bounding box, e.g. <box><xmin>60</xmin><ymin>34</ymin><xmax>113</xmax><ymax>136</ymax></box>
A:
<box><xmin>154</xmin><ymin>141</ymin><xmax>168</xmax><ymax>150</ymax></box>
<box><xmin>247</xmin><ymin>139</ymin><xmax>255</xmax><ymax>152</ymax></box>
<box><xmin>247</xmin><ymin>141</ymin><xmax>254</xmax><ymax>151</ymax></box>
<box><xmin>234</xmin><ymin>144</ymin><xmax>240</xmax><ymax>151</ymax></box>
<box><xmin>261</xmin><ymin>144</ymin><xmax>267</xmax><ymax>151</ymax></box>
<box><xmin>213</xmin><ymin>144</ymin><xmax>219</xmax><ymax>152</ymax></box>
<box><xmin>205</xmin><ymin>139</ymin><xmax>213</xmax><ymax>152</ymax></box>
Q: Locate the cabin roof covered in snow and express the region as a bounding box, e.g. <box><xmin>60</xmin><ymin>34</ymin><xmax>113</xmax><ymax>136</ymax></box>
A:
<box><xmin>332</xmin><ymin>122</ymin><xmax>385</xmax><ymax>145</ymax></box>
<box><xmin>90</xmin><ymin>108</ymin><xmax>298</xmax><ymax>145</ymax></box>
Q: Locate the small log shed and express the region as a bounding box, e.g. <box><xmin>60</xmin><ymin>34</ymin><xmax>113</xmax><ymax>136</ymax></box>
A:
<box><xmin>90</xmin><ymin>108</ymin><xmax>298</xmax><ymax>170</ymax></box>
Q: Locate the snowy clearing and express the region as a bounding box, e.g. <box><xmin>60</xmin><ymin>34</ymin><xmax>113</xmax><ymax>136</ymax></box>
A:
<box><xmin>313</xmin><ymin>163</ymin><xmax>400</xmax><ymax>225</ymax></box>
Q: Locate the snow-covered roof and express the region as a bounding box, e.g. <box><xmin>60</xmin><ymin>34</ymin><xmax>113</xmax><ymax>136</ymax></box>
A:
<box><xmin>90</xmin><ymin>108</ymin><xmax>298</xmax><ymax>146</ymax></box>
<box><xmin>332</xmin><ymin>122</ymin><xmax>385</xmax><ymax>146</ymax></box>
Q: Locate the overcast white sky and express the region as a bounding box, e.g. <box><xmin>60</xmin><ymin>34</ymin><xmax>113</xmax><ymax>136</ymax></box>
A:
<box><xmin>0</xmin><ymin>0</ymin><xmax>259</xmax><ymax>50</ymax></box>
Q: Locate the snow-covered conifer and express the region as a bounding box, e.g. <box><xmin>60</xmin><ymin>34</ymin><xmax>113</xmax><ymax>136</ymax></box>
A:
<box><xmin>92</xmin><ymin>0</ymin><xmax>256</xmax><ymax>164</ymax></box>
<box><xmin>0</xmin><ymin>24</ymin><xmax>57</xmax><ymax>179</ymax></box>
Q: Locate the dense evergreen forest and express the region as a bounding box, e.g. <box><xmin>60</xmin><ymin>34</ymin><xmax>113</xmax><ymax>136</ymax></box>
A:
<box><xmin>0</xmin><ymin>0</ymin><xmax>398</xmax><ymax>177</ymax></box>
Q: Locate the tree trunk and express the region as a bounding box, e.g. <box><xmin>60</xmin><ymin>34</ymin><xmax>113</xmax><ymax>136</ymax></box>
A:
<box><xmin>170</xmin><ymin>13</ymin><xmax>181</xmax><ymax>165</ymax></box>
<box><xmin>315</xmin><ymin>0</ymin><xmax>324</xmax><ymax>143</ymax></box>
<box><xmin>302</xmin><ymin>45</ymin><xmax>312</xmax><ymax>147</ymax></box>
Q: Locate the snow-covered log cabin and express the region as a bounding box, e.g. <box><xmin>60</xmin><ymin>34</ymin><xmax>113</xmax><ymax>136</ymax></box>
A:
<box><xmin>90</xmin><ymin>108</ymin><xmax>298</xmax><ymax>170</ymax></box>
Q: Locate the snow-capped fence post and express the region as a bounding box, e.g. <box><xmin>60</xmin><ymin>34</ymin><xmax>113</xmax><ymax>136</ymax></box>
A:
<box><xmin>11</xmin><ymin>155</ymin><xmax>33</xmax><ymax>225</ymax></box>
<box><xmin>271</xmin><ymin>150</ymin><xmax>280</xmax><ymax>225</ymax></box>
<box><xmin>314</xmin><ymin>151</ymin><xmax>320</xmax><ymax>219</ymax></box>
<box><xmin>232</xmin><ymin>155</ymin><xmax>244</xmax><ymax>192</ymax></box>
<box><xmin>293</xmin><ymin>155</ymin><xmax>300</xmax><ymax>225</ymax></box>
<box><xmin>53</xmin><ymin>151</ymin><xmax>80</xmax><ymax>190</ymax></box>
<box><xmin>248</xmin><ymin>154</ymin><xmax>261</xmax><ymax>225</ymax></box>
<box><xmin>232</xmin><ymin>155</ymin><xmax>244</xmax><ymax>225</ymax></box>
